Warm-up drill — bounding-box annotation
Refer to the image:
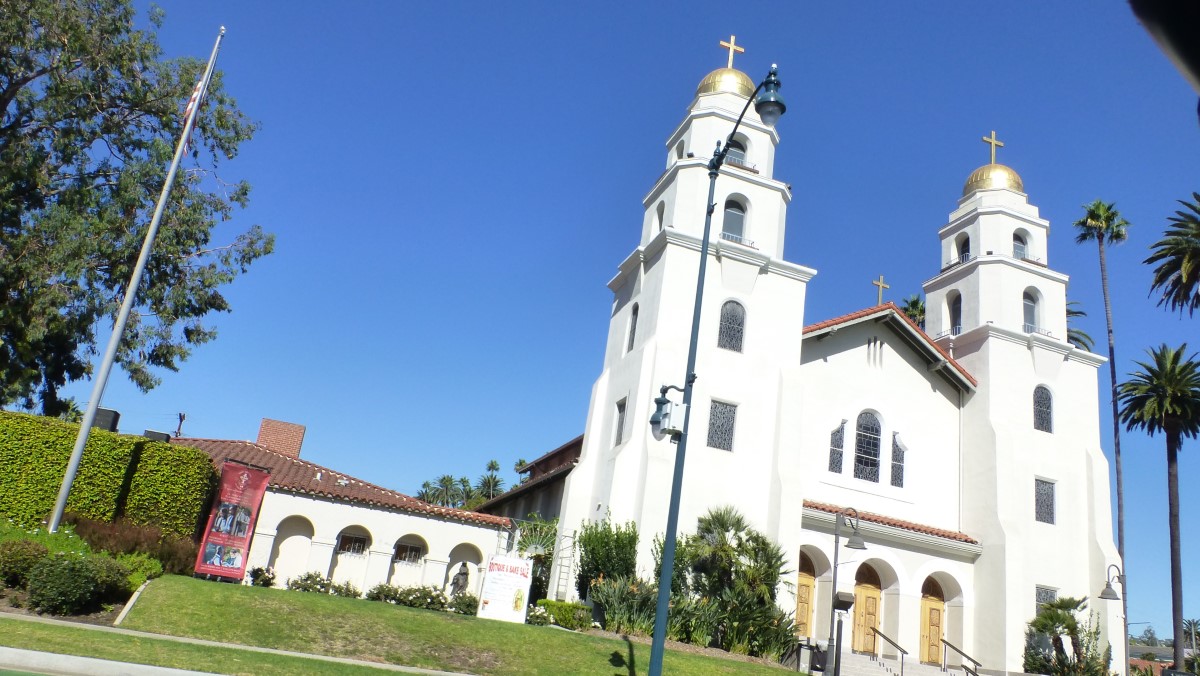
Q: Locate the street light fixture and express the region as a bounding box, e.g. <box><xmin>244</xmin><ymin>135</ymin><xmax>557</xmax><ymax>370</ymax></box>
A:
<box><xmin>1100</xmin><ymin>564</ymin><xmax>1124</xmax><ymax>600</ymax></box>
<box><xmin>828</xmin><ymin>506</ymin><xmax>866</xmax><ymax>675</ymax></box>
<box><xmin>646</xmin><ymin>65</ymin><xmax>786</xmax><ymax>676</ymax></box>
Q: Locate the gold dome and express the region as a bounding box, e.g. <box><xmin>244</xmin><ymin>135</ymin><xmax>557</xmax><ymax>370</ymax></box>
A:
<box><xmin>962</xmin><ymin>163</ymin><xmax>1024</xmax><ymax>195</ymax></box>
<box><xmin>696</xmin><ymin>67</ymin><xmax>755</xmax><ymax>98</ymax></box>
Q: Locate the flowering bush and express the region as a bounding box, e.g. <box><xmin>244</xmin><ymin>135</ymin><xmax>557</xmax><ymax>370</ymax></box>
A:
<box><xmin>394</xmin><ymin>585</ymin><xmax>448</xmax><ymax>611</ymax></box>
<box><xmin>448</xmin><ymin>592</ymin><xmax>478</xmax><ymax>615</ymax></box>
<box><xmin>287</xmin><ymin>571</ymin><xmax>332</xmax><ymax>593</ymax></box>
<box><xmin>365</xmin><ymin>583</ymin><xmax>399</xmax><ymax>602</ymax></box>
<box><xmin>526</xmin><ymin>604</ymin><xmax>550</xmax><ymax>626</ymax></box>
<box><xmin>329</xmin><ymin>580</ymin><xmax>360</xmax><ymax>598</ymax></box>
<box><xmin>248</xmin><ymin>566</ymin><xmax>276</xmax><ymax>587</ymax></box>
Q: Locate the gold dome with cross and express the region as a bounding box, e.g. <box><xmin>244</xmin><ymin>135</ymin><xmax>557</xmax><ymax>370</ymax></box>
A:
<box><xmin>696</xmin><ymin>35</ymin><xmax>755</xmax><ymax>98</ymax></box>
<box><xmin>963</xmin><ymin>131</ymin><xmax>1024</xmax><ymax>195</ymax></box>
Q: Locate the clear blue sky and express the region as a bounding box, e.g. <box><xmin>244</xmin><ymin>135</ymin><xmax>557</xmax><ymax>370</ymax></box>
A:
<box><xmin>62</xmin><ymin>2</ymin><xmax>1197</xmax><ymax>641</ymax></box>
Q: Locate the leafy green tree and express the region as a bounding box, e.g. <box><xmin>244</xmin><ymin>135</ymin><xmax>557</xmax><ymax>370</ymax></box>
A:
<box><xmin>576</xmin><ymin>517</ymin><xmax>638</xmax><ymax>600</ymax></box>
<box><xmin>1073</xmin><ymin>201</ymin><xmax>1129</xmax><ymax>647</ymax></box>
<box><xmin>1066</xmin><ymin>302</ymin><xmax>1095</xmax><ymax>353</ymax></box>
<box><xmin>1118</xmin><ymin>344</ymin><xmax>1200</xmax><ymax>668</ymax></box>
<box><xmin>0</xmin><ymin>0</ymin><xmax>273</xmax><ymax>415</ymax></box>
<box><xmin>901</xmin><ymin>294</ymin><xmax>925</xmax><ymax>330</ymax></box>
<box><xmin>1146</xmin><ymin>192</ymin><xmax>1200</xmax><ymax>316</ymax></box>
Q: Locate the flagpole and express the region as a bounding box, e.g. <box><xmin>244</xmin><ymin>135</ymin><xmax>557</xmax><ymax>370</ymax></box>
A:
<box><xmin>48</xmin><ymin>27</ymin><xmax>227</xmax><ymax>533</ymax></box>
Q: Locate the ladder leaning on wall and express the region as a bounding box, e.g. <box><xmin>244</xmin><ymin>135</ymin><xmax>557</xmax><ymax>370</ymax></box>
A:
<box><xmin>552</xmin><ymin>532</ymin><xmax>575</xmax><ymax>601</ymax></box>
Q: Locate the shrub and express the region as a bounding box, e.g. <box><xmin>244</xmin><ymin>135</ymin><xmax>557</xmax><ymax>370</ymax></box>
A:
<box><xmin>588</xmin><ymin>575</ymin><xmax>657</xmax><ymax>636</ymax></box>
<box><xmin>329</xmin><ymin>580</ymin><xmax>360</xmax><ymax>598</ymax></box>
<box><xmin>87</xmin><ymin>554</ymin><xmax>132</xmax><ymax>603</ymax></box>
<box><xmin>393</xmin><ymin>585</ymin><xmax>448</xmax><ymax>611</ymax></box>
<box><xmin>0</xmin><ymin>412</ymin><xmax>217</xmax><ymax>536</ymax></box>
<box><xmin>153</xmin><ymin>534</ymin><xmax>197</xmax><ymax>575</ymax></box>
<box><xmin>248</xmin><ymin>566</ymin><xmax>276</xmax><ymax>588</ymax></box>
<box><xmin>448</xmin><ymin>592</ymin><xmax>478</xmax><ymax>615</ymax></box>
<box><xmin>116</xmin><ymin>552</ymin><xmax>163</xmax><ymax>591</ymax></box>
<box><xmin>0</xmin><ymin>539</ymin><xmax>49</xmax><ymax>588</ymax></box>
<box><xmin>365</xmin><ymin>583</ymin><xmax>399</xmax><ymax>603</ymax></box>
<box><xmin>27</xmin><ymin>554</ymin><xmax>100</xmax><ymax>615</ymax></box>
<box><xmin>66</xmin><ymin>514</ymin><xmax>197</xmax><ymax>576</ymax></box>
<box><xmin>536</xmin><ymin>599</ymin><xmax>591</xmax><ymax>631</ymax></box>
<box><xmin>287</xmin><ymin>571</ymin><xmax>331</xmax><ymax>593</ymax></box>
<box><xmin>576</xmin><ymin>517</ymin><xmax>638</xmax><ymax>600</ymax></box>
<box><xmin>526</xmin><ymin>604</ymin><xmax>550</xmax><ymax>626</ymax></box>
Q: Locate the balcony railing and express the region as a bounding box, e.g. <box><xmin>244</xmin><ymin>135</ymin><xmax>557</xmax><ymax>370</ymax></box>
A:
<box><xmin>723</xmin><ymin>155</ymin><xmax>758</xmax><ymax>173</ymax></box>
<box><xmin>720</xmin><ymin>231</ymin><xmax>756</xmax><ymax>248</ymax></box>
<box><xmin>1024</xmin><ymin>324</ymin><xmax>1054</xmax><ymax>338</ymax></box>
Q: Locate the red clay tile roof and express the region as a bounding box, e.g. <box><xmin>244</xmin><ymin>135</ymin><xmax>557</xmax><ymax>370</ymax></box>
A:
<box><xmin>174</xmin><ymin>438</ymin><xmax>510</xmax><ymax>528</ymax></box>
<box><xmin>803</xmin><ymin>303</ymin><xmax>977</xmax><ymax>388</ymax></box>
<box><xmin>804</xmin><ymin>499</ymin><xmax>979</xmax><ymax>545</ymax></box>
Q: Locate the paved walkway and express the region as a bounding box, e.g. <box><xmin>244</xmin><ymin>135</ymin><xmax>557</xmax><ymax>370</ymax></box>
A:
<box><xmin>0</xmin><ymin>612</ymin><xmax>469</xmax><ymax>676</ymax></box>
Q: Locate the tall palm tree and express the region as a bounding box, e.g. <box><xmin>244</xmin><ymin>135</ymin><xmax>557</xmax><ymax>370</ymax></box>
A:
<box><xmin>486</xmin><ymin>459</ymin><xmax>501</xmax><ymax>473</ymax></box>
<box><xmin>1066</xmin><ymin>301</ymin><xmax>1096</xmax><ymax>352</ymax></box>
<box><xmin>457</xmin><ymin>476</ymin><xmax>476</xmax><ymax>507</ymax></box>
<box><xmin>1074</xmin><ymin>199</ymin><xmax>1130</xmax><ymax>650</ymax></box>
<box><xmin>901</xmin><ymin>294</ymin><xmax>925</xmax><ymax>330</ymax></box>
<box><xmin>1183</xmin><ymin>618</ymin><xmax>1199</xmax><ymax>649</ymax></box>
<box><xmin>1117</xmin><ymin>343</ymin><xmax>1200</xmax><ymax>668</ymax></box>
<box><xmin>432</xmin><ymin>474</ymin><xmax>459</xmax><ymax>507</ymax></box>
<box><xmin>1146</xmin><ymin>192</ymin><xmax>1200</xmax><ymax>316</ymax></box>
<box><xmin>476</xmin><ymin>472</ymin><xmax>504</xmax><ymax>500</ymax></box>
<box><xmin>415</xmin><ymin>481</ymin><xmax>436</xmax><ymax>504</ymax></box>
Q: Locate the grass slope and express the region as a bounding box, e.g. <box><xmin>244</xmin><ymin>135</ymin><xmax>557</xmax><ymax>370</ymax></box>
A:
<box><xmin>122</xmin><ymin>576</ymin><xmax>787</xmax><ymax>675</ymax></box>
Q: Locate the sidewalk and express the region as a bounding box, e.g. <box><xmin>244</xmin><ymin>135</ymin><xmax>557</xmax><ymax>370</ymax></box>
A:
<box><xmin>0</xmin><ymin>612</ymin><xmax>469</xmax><ymax>676</ymax></box>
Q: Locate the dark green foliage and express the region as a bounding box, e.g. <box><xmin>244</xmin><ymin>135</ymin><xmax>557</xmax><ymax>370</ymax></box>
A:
<box><xmin>26</xmin><ymin>554</ymin><xmax>100</xmax><ymax>614</ymax></box>
<box><xmin>588</xmin><ymin>575</ymin><xmax>657</xmax><ymax>636</ymax></box>
<box><xmin>365</xmin><ymin>583</ymin><xmax>399</xmax><ymax>602</ymax></box>
<box><xmin>448</xmin><ymin>592</ymin><xmax>478</xmax><ymax>616</ymax></box>
<box><xmin>0</xmin><ymin>412</ymin><xmax>217</xmax><ymax>537</ymax></box>
<box><xmin>576</xmin><ymin>517</ymin><xmax>638</xmax><ymax>600</ymax></box>
<box><xmin>0</xmin><ymin>0</ymin><xmax>274</xmax><ymax>413</ymax></box>
<box><xmin>328</xmin><ymin>580</ymin><xmax>360</xmax><ymax>598</ymax></box>
<box><xmin>67</xmin><ymin>514</ymin><xmax>197</xmax><ymax>576</ymax></box>
<box><xmin>115</xmin><ymin>552</ymin><xmax>163</xmax><ymax>590</ymax></box>
<box><xmin>286</xmin><ymin>571</ymin><xmax>331</xmax><ymax>594</ymax></box>
<box><xmin>248</xmin><ymin>566</ymin><xmax>275</xmax><ymax>587</ymax></box>
<box><xmin>1024</xmin><ymin>597</ymin><xmax>1111</xmax><ymax>676</ymax></box>
<box><xmin>536</xmin><ymin>599</ymin><xmax>592</xmax><ymax>631</ymax></box>
<box><xmin>0</xmin><ymin>539</ymin><xmax>49</xmax><ymax>588</ymax></box>
<box><xmin>87</xmin><ymin>553</ymin><xmax>132</xmax><ymax>602</ymax></box>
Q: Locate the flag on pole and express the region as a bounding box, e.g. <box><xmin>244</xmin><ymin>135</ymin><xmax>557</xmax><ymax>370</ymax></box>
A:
<box><xmin>182</xmin><ymin>75</ymin><xmax>209</xmax><ymax>155</ymax></box>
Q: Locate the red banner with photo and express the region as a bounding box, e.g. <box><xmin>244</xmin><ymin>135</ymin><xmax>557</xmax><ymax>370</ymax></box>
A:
<box><xmin>194</xmin><ymin>460</ymin><xmax>270</xmax><ymax>580</ymax></box>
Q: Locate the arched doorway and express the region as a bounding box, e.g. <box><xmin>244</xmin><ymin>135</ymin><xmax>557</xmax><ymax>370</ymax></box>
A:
<box><xmin>920</xmin><ymin>577</ymin><xmax>945</xmax><ymax>664</ymax></box>
<box><xmin>268</xmin><ymin>516</ymin><xmax>314</xmax><ymax>586</ymax></box>
<box><xmin>795</xmin><ymin>553</ymin><xmax>816</xmax><ymax>638</ymax></box>
<box><xmin>852</xmin><ymin>564</ymin><xmax>882</xmax><ymax>653</ymax></box>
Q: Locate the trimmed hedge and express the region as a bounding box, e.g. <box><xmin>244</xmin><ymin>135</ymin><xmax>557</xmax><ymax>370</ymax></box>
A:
<box><xmin>536</xmin><ymin>599</ymin><xmax>592</xmax><ymax>631</ymax></box>
<box><xmin>0</xmin><ymin>411</ymin><xmax>217</xmax><ymax>536</ymax></box>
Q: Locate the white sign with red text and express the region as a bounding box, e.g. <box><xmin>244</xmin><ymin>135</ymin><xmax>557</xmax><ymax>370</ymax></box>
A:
<box><xmin>477</xmin><ymin>554</ymin><xmax>534</xmax><ymax>624</ymax></box>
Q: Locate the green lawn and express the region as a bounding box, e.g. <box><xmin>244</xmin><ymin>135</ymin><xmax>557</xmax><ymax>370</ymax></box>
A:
<box><xmin>118</xmin><ymin>575</ymin><xmax>789</xmax><ymax>675</ymax></box>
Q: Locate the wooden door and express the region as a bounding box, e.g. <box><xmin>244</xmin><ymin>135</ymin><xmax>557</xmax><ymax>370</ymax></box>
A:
<box><xmin>796</xmin><ymin>571</ymin><xmax>815</xmax><ymax>637</ymax></box>
<box><xmin>920</xmin><ymin>578</ymin><xmax>945</xmax><ymax>665</ymax></box>
<box><xmin>853</xmin><ymin>583</ymin><xmax>881</xmax><ymax>652</ymax></box>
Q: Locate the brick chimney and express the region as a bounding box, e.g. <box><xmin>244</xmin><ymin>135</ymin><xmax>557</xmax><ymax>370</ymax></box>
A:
<box><xmin>257</xmin><ymin>418</ymin><xmax>305</xmax><ymax>458</ymax></box>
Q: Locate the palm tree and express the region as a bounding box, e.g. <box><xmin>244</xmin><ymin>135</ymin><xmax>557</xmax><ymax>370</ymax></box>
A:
<box><xmin>457</xmin><ymin>476</ymin><xmax>476</xmax><ymax>507</ymax></box>
<box><xmin>691</xmin><ymin>506</ymin><xmax>749</xmax><ymax>598</ymax></box>
<box><xmin>1028</xmin><ymin>596</ymin><xmax>1088</xmax><ymax>669</ymax></box>
<box><xmin>1074</xmin><ymin>199</ymin><xmax>1130</xmax><ymax>648</ymax></box>
<box><xmin>476</xmin><ymin>472</ymin><xmax>504</xmax><ymax>500</ymax></box>
<box><xmin>432</xmin><ymin>474</ymin><xmax>459</xmax><ymax>507</ymax></box>
<box><xmin>1183</xmin><ymin>618</ymin><xmax>1199</xmax><ymax>650</ymax></box>
<box><xmin>486</xmin><ymin>459</ymin><xmax>501</xmax><ymax>473</ymax></box>
<box><xmin>901</xmin><ymin>294</ymin><xmax>925</xmax><ymax>330</ymax></box>
<box><xmin>1118</xmin><ymin>343</ymin><xmax>1200</xmax><ymax>668</ymax></box>
<box><xmin>1146</xmin><ymin>192</ymin><xmax>1200</xmax><ymax>316</ymax></box>
<box><xmin>1066</xmin><ymin>301</ymin><xmax>1096</xmax><ymax>352</ymax></box>
<box><xmin>415</xmin><ymin>481</ymin><xmax>436</xmax><ymax>504</ymax></box>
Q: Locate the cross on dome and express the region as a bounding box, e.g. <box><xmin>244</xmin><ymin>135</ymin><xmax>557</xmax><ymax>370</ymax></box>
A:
<box><xmin>981</xmin><ymin>130</ymin><xmax>1005</xmax><ymax>165</ymax></box>
<box><xmin>719</xmin><ymin>35</ymin><xmax>745</xmax><ymax>69</ymax></box>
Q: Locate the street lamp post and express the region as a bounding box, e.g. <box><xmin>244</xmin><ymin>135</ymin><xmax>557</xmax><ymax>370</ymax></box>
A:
<box><xmin>828</xmin><ymin>507</ymin><xmax>866</xmax><ymax>673</ymax></box>
<box><xmin>1099</xmin><ymin>563</ymin><xmax>1129</xmax><ymax>673</ymax></box>
<box><xmin>646</xmin><ymin>65</ymin><xmax>786</xmax><ymax>676</ymax></box>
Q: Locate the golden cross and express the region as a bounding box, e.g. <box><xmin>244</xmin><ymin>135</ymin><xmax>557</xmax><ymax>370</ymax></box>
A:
<box><xmin>872</xmin><ymin>275</ymin><xmax>890</xmax><ymax>305</ymax></box>
<box><xmin>719</xmin><ymin>35</ymin><xmax>745</xmax><ymax>69</ymax></box>
<box><xmin>981</xmin><ymin>130</ymin><xmax>1004</xmax><ymax>165</ymax></box>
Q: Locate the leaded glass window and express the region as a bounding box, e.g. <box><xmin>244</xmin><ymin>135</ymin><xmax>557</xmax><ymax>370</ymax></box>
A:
<box><xmin>707</xmin><ymin>400</ymin><xmax>737</xmax><ymax>451</ymax></box>
<box><xmin>1035</xmin><ymin>586</ymin><xmax>1057</xmax><ymax>607</ymax></box>
<box><xmin>1034</xmin><ymin>386</ymin><xmax>1053</xmax><ymax>432</ymax></box>
<box><xmin>853</xmin><ymin>412</ymin><xmax>881</xmax><ymax>482</ymax></box>
<box><xmin>828</xmin><ymin>420</ymin><xmax>846</xmax><ymax>473</ymax></box>
<box><xmin>614</xmin><ymin>399</ymin><xmax>627</xmax><ymax>447</ymax></box>
<box><xmin>890</xmin><ymin>433</ymin><xmax>905</xmax><ymax>488</ymax></box>
<box><xmin>718</xmin><ymin>301</ymin><xmax>745</xmax><ymax>352</ymax></box>
<box><xmin>1035</xmin><ymin>479</ymin><xmax>1055</xmax><ymax>524</ymax></box>
<box><xmin>627</xmin><ymin>304</ymin><xmax>638</xmax><ymax>352</ymax></box>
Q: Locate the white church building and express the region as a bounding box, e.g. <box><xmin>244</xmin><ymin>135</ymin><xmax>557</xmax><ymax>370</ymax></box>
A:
<box><xmin>547</xmin><ymin>54</ymin><xmax>1124</xmax><ymax>675</ymax></box>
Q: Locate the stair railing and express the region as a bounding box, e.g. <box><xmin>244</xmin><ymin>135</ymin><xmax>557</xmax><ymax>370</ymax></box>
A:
<box><xmin>870</xmin><ymin>627</ymin><xmax>908</xmax><ymax>676</ymax></box>
<box><xmin>940</xmin><ymin>639</ymin><xmax>981</xmax><ymax>676</ymax></box>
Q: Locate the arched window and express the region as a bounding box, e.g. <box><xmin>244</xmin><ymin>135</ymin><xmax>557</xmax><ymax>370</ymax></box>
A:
<box><xmin>853</xmin><ymin>412</ymin><xmax>881</xmax><ymax>482</ymax></box>
<box><xmin>1033</xmin><ymin>386</ymin><xmax>1053</xmax><ymax>432</ymax></box>
<box><xmin>1023</xmin><ymin>292</ymin><xmax>1038</xmax><ymax>333</ymax></box>
<box><xmin>1013</xmin><ymin>233</ymin><xmax>1027</xmax><ymax>260</ymax></box>
<box><xmin>394</xmin><ymin>535</ymin><xmax>427</xmax><ymax>564</ymax></box>
<box><xmin>717</xmin><ymin>300</ymin><xmax>745</xmax><ymax>352</ymax></box>
<box><xmin>949</xmin><ymin>294</ymin><xmax>963</xmax><ymax>336</ymax></box>
<box><xmin>627</xmin><ymin>303</ymin><xmax>639</xmax><ymax>352</ymax></box>
<box><xmin>722</xmin><ymin>200</ymin><xmax>746</xmax><ymax>241</ymax></box>
<box><xmin>655</xmin><ymin>202</ymin><xmax>665</xmax><ymax>232</ymax></box>
<box><xmin>725</xmin><ymin>140</ymin><xmax>747</xmax><ymax>166</ymax></box>
<box><xmin>674</xmin><ymin>140</ymin><xmax>685</xmax><ymax>160</ymax></box>
<box><xmin>828</xmin><ymin>420</ymin><xmax>846</xmax><ymax>473</ymax></box>
<box><xmin>956</xmin><ymin>234</ymin><xmax>971</xmax><ymax>263</ymax></box>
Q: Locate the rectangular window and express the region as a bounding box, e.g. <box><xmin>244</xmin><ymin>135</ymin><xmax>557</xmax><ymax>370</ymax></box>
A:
<box><xmin>890</xmin><ymin>435</ymin><xmax>905</xmax><ymax>488</ymax></box>
<box><xmin>1035</xmin><ymin>479</ymin><xmax>1055</xmax><ymax>524</ymax></box>
<box><xmin>338</xmin><ymin>534</ymin><xmax>368</xmax><ymax>555</ymax></box>
<box><xmin>613</xmin><ymin>399</ymin><xmax>627</xmax><ymax>447</ymax></box>
<box><xmin>1035</xmin><ymin>586</ymin><xmax>1057</xmax><ymax>608</ymax></box>
<box><xmin>394</xmin><ymin>544</ymin><xmax>424</xmax><ymax>563</ymax></box>
<box><xmin>707</xmin><ymin>401</ymin><xmax>737</xmax><ymax>451</ymax></box>
<box><xmin>828</xmin><ymin>421</ymin><xmax>846</xmax><ymax>473</ymax></box>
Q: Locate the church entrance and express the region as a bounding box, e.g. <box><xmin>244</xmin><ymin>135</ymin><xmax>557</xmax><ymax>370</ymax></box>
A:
<box><xmin>920</xmin><ymin>578</ymin><xmax>945</xmax><ymax>665</ymax></box>
<box><xmin>795</xmin><ymin>553</ymin><xmax>816</xmax><ymax>638</ymax></box>
<box><xmin>852</xmin><ymin>565</ymin><xmax>881</xmax><ymax>654</ymax></box>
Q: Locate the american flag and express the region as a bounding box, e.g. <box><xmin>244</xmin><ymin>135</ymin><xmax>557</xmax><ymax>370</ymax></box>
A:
<box><xmin>182</xmin><ymin>76</ymin><xmax>207</xmax><ymax>154</ymax></box>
